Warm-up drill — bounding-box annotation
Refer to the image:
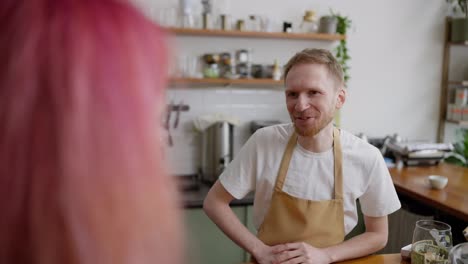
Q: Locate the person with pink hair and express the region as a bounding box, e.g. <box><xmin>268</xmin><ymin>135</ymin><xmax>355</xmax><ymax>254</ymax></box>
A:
<box><xmin>0</xmin><ymin>0</ymin><xmax>182</xmax><ymax>263</ymax></box>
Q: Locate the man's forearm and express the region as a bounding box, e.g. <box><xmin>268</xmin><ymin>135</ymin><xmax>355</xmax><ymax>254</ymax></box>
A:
<box><xmin>203</xmin><ymin>199</ymin><xmax>264</xmax><ymax>256</ymax></box>
<box><xmin>323</xmin><ymin>231</ymin><xmax>387</xmax><ymax>263</ymax></box>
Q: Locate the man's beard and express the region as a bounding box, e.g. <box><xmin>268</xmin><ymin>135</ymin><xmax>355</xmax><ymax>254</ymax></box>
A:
<box><xmin>292</xmin><ymin>111</ymin><xmax>335</xmax><ymax>137</ymax></box>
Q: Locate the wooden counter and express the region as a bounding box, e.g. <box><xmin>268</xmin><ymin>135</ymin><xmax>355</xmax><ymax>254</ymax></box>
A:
<box><xmin>389</xmin><ymin>163</ymin><xmax>468</xmax><ymax>221</ymax></box>
<box><xmin>338</xmin><ymin>254</ymin><xmax>408</xmax><ymax>264</ymax></box>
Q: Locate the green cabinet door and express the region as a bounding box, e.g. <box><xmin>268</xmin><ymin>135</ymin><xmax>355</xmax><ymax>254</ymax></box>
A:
<box><xmin>185</xmin><ymin>207</ymin><xmax>246</xmax><ymax>264</ymax></box>
<box><xmin>345</xmin><ymin>199</ymin><xmax>365</xmax><ymax>240</ymax></box>
<box><xmin>244</xmin><ymin>205</ymin><xmax>256</xmax><ymax>262</ymax></box>
<box><xmin>245</xmin><ymin>205</ymin><xmax>256</xmax><ymax>233</ymax></box>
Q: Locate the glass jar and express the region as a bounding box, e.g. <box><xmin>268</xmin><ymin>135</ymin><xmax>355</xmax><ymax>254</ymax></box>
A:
<box><xmin>299</xmin><ymin>10</ymin><xmax>318</xmax><ymax>33</ymax></box>
<box><xmin>449</xmin><ymin>242</ymin><xmax>468</xmax><ymax>264</ymax></box>
<box><xmin>203</xmin><ymin>64</ymin><xmax>219</xmax><ymax>78</ymax></box>
<box><xmin>247</xmin><ymin>15</ymin><xmax>260</xmax><ymax>32</ymax></box>
<box><xmin>411</xmin><ymin>220</ymin><xmax>452</xmax><ymax>264</ymax></box>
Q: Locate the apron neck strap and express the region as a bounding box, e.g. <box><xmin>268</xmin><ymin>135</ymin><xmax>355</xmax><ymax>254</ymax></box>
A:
<box><xmin>333</xmin><ymin>127</ymin><xmax>343</xmax><ymax>200</ymax></box>
<box><xmin>274</xmin><ymin>132</ymin><xmax>297</xmax><ymax>192</ymax></box>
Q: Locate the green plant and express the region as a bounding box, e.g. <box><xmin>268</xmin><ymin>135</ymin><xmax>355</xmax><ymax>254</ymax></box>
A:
<box><xmin>446</xmin><ymin>0</ymin><xmax>468</xmax><ymax>18</ymax></box>
<box><xmin>444</xmin><ymin>128</ymin><xmax>468</xmax><ymax>167</ymax></box>
<box><xmin>331</xmin><ymin>11</ymin><xmax>352</xmax><ymax>85</ymax></box>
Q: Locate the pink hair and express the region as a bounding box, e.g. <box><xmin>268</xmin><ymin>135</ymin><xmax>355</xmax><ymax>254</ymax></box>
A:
<box><xmin>0</xmin><ymin>1</ymin><xmax>182</xmax><ymax>263</ymax></box>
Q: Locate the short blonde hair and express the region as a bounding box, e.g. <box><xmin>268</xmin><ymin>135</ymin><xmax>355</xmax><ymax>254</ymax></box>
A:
<box><xmin>283</xmin><ymin>48</ymin><xmax>344</xmax><ymax>87</ymax></box>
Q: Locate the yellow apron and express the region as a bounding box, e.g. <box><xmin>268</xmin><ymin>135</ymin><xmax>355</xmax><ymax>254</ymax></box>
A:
<box><xmin>249</xmin><ymin>128</ymin><xmax>345</xmax><ymax>263</ymax></box>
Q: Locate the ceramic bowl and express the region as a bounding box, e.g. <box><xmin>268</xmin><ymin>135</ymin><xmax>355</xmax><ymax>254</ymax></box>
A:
<box><xmin>428</xmin><ymin>175</ymin><xmax>448</xmax><ymax>190</ymax></box>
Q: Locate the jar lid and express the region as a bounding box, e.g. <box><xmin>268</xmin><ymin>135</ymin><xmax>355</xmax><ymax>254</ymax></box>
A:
<box><xmin>303</xmin><ymin>10</ymin><xmax>316</xmax><ymax>22</ymax></box>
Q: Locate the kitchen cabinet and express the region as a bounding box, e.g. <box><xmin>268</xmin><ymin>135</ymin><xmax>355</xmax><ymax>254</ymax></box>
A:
<box><xmin>244</xmin><ymin>205</ymin><xmax>256</xmax><ymax>261</ymax></box>
<box><xmin>437</xmin><ymin>17</ymin><xmax>468</xmax><ymax>142</ymax></box>
<box><xmin>184</xmin><ymin>206</ymin><xmax>249</xmax><ymax>264</ymax></box>
<box><xmin>166</xmin><ymin>27</ymin><xmax>346</xmax><ymax>88</ymax></box>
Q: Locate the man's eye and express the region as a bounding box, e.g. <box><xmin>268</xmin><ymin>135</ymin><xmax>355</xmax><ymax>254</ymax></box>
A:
<box><xmin>308</xmin><ymin>91</ymin><xmax>319</xmax><ymax>96</ymax></box>
<box><xmin>287</xmin><ymin>92</ymin><xmax>297</xmax><ymax>97</ymax></box>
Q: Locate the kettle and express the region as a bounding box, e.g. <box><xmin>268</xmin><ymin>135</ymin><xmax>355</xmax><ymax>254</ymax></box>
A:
<box><xmin>199</xmin><ymin>121</ymin><xmax>234</xmax><ymax>184</ymax></box>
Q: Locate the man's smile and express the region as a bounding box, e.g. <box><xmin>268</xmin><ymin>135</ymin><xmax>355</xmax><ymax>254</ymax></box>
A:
<box><xmin>294</xmin><ymin>116</ymin><xmax>318</xmax><ymax>126</ymax></box>
<box><xmin>295</xmin><ymin>116</ymin><xmax>313</xmax><ymax>120</ymax></box>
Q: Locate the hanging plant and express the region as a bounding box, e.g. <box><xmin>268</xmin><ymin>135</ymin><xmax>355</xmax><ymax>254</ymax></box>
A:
<box><xmin>331</xmin><ymin>11</ymin><xmax>352</xmax><ymax>86</ymax></box>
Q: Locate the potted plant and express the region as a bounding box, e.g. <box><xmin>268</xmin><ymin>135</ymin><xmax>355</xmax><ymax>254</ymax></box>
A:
<box><xmin>318</xmin><ymin>15</ymin><xmax>338</xmax><ymax>34</ymax></box>
<box><xmin>444</xmin><ymin>128</ymin><xmax>468</xmax><ymax>167</ymax></box>
<box><xmin>447</xmin><ymin>0</ymin><xmax>468</xmax><ymax>41</ymax></box>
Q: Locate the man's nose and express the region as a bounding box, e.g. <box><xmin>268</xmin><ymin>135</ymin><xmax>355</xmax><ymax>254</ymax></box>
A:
<box><xmin>295</xmin><ymin>95</ymin><xmax>309</xmax><ymax>111</ymax></box>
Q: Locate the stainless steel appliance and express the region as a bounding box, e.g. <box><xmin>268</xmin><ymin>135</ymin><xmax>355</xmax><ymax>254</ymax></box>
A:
<box><xmin>387</xmin><ymin>141</ymin><xmax>453</xmax><ymax>166</ymax></box>
<box><xmin>199</xmin><ymin>121</ymin><xmax>233</xmax><ymax>184</ymax></box>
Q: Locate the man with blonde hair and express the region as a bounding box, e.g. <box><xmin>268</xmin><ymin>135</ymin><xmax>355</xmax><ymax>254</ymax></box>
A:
<box><xmin>204</xmin><ymin>48</ymin><xmax>400</xmax><ymax>264</ymax></box>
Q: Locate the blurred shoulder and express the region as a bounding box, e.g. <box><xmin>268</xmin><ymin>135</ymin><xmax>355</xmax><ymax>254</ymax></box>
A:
<box><xmin>254</xmin><ymin>123</ymin><xmax>294</xmax><ymax>145</ymax></box>
<box><xmin>339</xmin><ymin>129</ymin><xmax>382</xmax><ymax>161</ymax></box>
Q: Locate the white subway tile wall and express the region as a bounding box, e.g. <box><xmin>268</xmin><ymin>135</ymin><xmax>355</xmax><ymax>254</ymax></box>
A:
<box><xmin>166</xmin><ymin>87</ymin><xmax>290</xmax><ymax>176</ymax></box>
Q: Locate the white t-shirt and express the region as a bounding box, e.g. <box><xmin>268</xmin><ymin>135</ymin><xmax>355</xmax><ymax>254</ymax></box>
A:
<box><xmin>219</xmin><ymin>123</ymin><xmax>401</xmax><ymax>235</ymax></box>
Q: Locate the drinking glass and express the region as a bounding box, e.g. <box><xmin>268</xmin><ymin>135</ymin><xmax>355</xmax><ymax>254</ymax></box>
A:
<box><xmin>155</xmin><ymin>7</ymin><xmax>178</xmax><ymax>27</ymax></box>
<box><xmin>449</xmin><ymin>242</ymin><xmax>468</xmax><ymax>264</ymax></box>
<box><xmin>411</xmin><ymin>220</ymin><xmax>452</xmax><ymax>264</ymax></box>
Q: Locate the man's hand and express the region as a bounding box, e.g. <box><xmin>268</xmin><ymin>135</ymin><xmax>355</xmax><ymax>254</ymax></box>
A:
<box><xmin>274</xmin><ymin>242</ymin><xmax>332</xmax><ymax>264</ymax></box>
<box><xmin>252</xmin><ymin>244</ymin><xmax>284</xmax><ymax>264</ymax></box>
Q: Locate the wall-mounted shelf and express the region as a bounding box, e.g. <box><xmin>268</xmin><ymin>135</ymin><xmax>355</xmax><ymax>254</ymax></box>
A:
<box><xmin>437</xmin><ymin>18</ymin><xmax>468</xmax><ymax>142</ymax></box>
<box><xmin>166</xmin><ymin>27</ymin><xmax>343</xmax><ymax>90</ymax></box>
<box><xmin>166</xmin><ymin>27</ymin><xmax>346</xmax><ymax>41</ymax></box>
<box><xmin>449</xmin><ymin>41</ymin><xmax>468</xmax><ymax>46</ymax></box>
<box><xmin>169</xmin><ymin>77</ymin><xmax>283</xmax><ymax>87</ymax></box>
<box><xmin>447</xmin><ymin>119</ymin><xmax>468</xmax><ymax>126</ymax></box>
<box><xmin>448</xmin><ymin>81</ymin><xmax>468</xmax><ymax>87</ymax></box>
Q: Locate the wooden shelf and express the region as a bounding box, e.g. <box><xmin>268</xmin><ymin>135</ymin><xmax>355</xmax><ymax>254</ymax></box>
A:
<box><xmin>166</xmin><ymin>27</ymin><xmax>346</xmax><ymax>41</ymax></box>
<box><xmin>447</xmin><ymin>119</ymin><xmax>468</xmax><ymax>126</ymax></box>
<box><xmin>169</xmin><ymin>77</ymin><xmax>283</xmax><ymax>87</ymax></box>
<box><xmin>449</xmin><ymin>40</ymin><xmax>468</xmax><ymax>46</ymax></box>
<box><xmin>448</xmin><ymin>81</ymin><xmax>468</xmax><ymax>87</ymax></box>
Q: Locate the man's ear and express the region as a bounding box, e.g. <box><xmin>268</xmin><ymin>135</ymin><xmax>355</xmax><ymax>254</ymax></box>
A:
<box><xmin>336</xmin><ymin>87</ymin><xmax>346</xmax><ymax>109</ymax></box>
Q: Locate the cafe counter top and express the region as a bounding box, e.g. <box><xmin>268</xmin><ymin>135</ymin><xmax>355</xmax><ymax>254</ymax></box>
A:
<box><xmin>337</xmin><ymin>254</ymin><xmax>408</xmax><ymax>264</ymax></box>
<box><xmin>178</xmin><ymin>163</ymin><xmax>468</xmax><ymax>218</ymax></box>
<box><xmin>388</xmin><ymin>163</ymin><xmax>468</xmax><ymax>221</ymax></box>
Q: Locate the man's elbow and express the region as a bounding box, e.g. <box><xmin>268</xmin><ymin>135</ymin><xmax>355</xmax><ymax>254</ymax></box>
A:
<box><xmin>203</xmin><ymin>196</ymin><xmax>213</xmax><ymax>216</ymax></box>
<box><xmin>374</xmin><ymin>232</ymin><xmax>388</xmax><ymax>251</ymax></box>
<box><xmin>203</xmin><ymin>180</ymin><xmax>233</xmax><ymax>217</ymax></box>
<box><xmin>203</xmin><ymin>192</ymin><xmax>222</xmax><ymax>218</ymax></box>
